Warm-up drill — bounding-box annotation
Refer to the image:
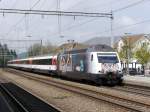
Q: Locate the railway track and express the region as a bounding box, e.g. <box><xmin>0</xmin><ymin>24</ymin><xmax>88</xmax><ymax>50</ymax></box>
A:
<box><xmin>0</xmin><ymin>79</ymin><xmax>61</xmax><ymax>112</ymax></box>
<box><xmin>4</xmin><ymin>68</ymin><xmax>150</xmax><ymax>112</ymax></box>
<box><xmin>0</xmin><ymin>83</ymin><xmax>31</xmax><ymax>112</ymax></box>
<box><xmin>112</xmin><ymin>85</ymin><xmax>150</xmax><ymax>97</ymax></box>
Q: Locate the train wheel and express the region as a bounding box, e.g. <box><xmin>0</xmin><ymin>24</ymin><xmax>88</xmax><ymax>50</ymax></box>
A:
<box><xmin>96</xmin><ymin>78</ymin><xmax>102</xmax><ymax>86</ymax></box>
<box><xmin>117</xmin><ymin>78</ymin><xmax>124</xmax><ymax>86</ymax></box>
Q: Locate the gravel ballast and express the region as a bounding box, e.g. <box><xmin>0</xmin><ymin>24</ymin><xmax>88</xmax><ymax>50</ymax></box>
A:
<box><xmin>0</xmin><ymin>69</ymin><xmax>135</xmax><ymax>112</ymax></box>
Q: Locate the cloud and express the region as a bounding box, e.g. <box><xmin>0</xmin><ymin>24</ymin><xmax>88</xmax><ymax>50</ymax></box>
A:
<box><xmin>118</xmin><ymin>16</ymin><xmax>135</xmax><ymax>26</ymax></box>
<box><xmin>60</xmin><ymin>0</ymin><xmax>84</xmax><ymax>10</ymax></box>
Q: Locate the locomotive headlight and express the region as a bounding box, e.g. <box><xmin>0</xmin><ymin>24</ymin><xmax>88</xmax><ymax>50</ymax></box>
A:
<box><xmin>120</xmin><ymin>70</ymin><xmax>123</xmax><ymax>73</ymax></box>
<box><xmin>118</xmin><ymin>70</ymin><xmax>122</xmax><ymax>74</ymax></box>
<box><xmin>99</xmin><ymin>69</ymin><xmax>104</xmax><ymax>73</ymax></box>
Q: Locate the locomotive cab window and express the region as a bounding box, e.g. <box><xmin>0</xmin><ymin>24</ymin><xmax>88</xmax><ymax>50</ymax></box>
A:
<box><xmin>97</xmin><ymin>55</ymin><xmax>119</xmax><ymax>63</ymax></box>
<box><xmin>97</xmin><ymin>54</ymin><xmax>119</xmax><ymax>63</ymax></box>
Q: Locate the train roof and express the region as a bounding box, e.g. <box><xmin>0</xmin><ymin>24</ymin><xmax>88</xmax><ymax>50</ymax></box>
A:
<box><xmin>63</xmin><ymin>44</ymin><xmax>115</xmax><ymax>54</ymax></box>
<box><xmin>88</xmin><ymin>44</ymin><xmax>115</xmax><ymax>52</ymax></box>
<box><xmin>8</xmin><ymin>55</ymin><xmax>57</xmax><ymax>62</ymax></box>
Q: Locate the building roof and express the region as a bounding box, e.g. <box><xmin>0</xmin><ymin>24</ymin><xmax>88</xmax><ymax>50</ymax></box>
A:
<box><xmin>145</xmin><ymin>34</ymin><xmax>150</xmax><ymax>41</ymax></box>
<box><xmin>113</xmin><ymin>34</ymin><xmax>145</xmax><ymax>49</ymax></box>
<box><xmin>122</xmin><ymin>34</ymin><xmax>144</xmax><ymax>44</ymax></box>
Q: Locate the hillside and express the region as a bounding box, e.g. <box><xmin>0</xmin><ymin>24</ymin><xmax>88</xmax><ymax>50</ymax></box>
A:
<box><xmin>83</xmin><ymin>36</ymin><xmax>121</xmax><ymax>46</ymax></box>
<box><xmin>55</xmin><ymin>42</ymin><xmax>89</xmax><ymax>53</ymax></box>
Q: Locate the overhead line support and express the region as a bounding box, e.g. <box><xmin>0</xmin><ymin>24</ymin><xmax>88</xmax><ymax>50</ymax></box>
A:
<box><xmin>0</xmin><ymin>8</ymin><xmax>113</xmax><ymax>18</ymax></box>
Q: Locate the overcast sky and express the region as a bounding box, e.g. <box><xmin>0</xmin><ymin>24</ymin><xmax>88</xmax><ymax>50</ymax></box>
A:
<box><xmin>0</xmin><ymin>0</ymin><xmax>150</xmax><ymax>52</ymax></box>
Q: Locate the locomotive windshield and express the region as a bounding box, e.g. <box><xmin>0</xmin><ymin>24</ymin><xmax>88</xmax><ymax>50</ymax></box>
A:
<box><xmin>97</xmin><ymin>53</ymin><xmax>119</xmax><ymax>63</ymax></box>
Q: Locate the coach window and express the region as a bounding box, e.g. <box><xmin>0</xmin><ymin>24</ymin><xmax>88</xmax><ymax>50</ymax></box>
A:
<box><xmin>91</xmin><ymin>54</ymin><xmax>93</xmax><ymax>61</ymax></box>
<box><xmin>38</xmin><ymin>59</ymin><xmax>52</xmax><ymax>65</ymax></box>
<box><xmin>25</xmin><ymin>60</ymin><xmax>27</xmax><ymax>64</ymax></box>
<box><xmin>45</xmin><ymin>59</ymin><xmax>51</xmax><ymax>65</ymax></box>
<box><xmin>52</xmin><ymin>59</ymin><xmax>56</xmax><ymax>65</ymax></box>
<box><xmin>49</xmin><ymin>59</ymin><xmax>52</xmax><ymax>65</ymax></box>
<box><xmin>33</xmin><ymin>60</ymin><xmax>37</xmax><ymax>65</ymax></box>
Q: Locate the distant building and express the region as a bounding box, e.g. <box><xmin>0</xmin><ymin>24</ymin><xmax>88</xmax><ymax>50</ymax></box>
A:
<box><xmin>114</xmin><ymin>34</ymin><xmax>145</xmax><ymax>52</ymax></box>
<box><xmin>133</xmin><ymin>34</ymin><xmax>150</xmax><ymax>51</ymax></box>
<box><xmin>114</xmin><ymin>34</ymin><xmax>150</xmax><ymax>75</ymax></box>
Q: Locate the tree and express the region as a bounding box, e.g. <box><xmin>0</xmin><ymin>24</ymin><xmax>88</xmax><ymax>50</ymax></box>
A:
<box><xmin>28</xmin><ymin>43</ymin><xmax>57</xmax><ymax>56</ymax></box>
<box><xmin>134</xmin><ymin>44</ymin><xmax>150</xmax><ymax>67</ymax></box>
<box><xmin>118</xmin><ymin>38</ymin><xmax>133</xmax><ymax>61</ymax></box>
<box><xmin>42</xmin><ymin>42</ymin><xmax>57</xmax><ymax>54</ymax></box>
<box><xmin>12</xmin><ymin>50</ymin><xmax>17</xmax><ymax>58</ymax></box>
<box><xmin>28</xmin><ymin>43</ymin><xmax>41</xmax><ymax>56</ymax></box>
<box><xmin>118</xmin><ymin>46</ymin><xmax>128</xmax><ymax>61</ymax></box>
<box><xmin>0</xmin><ymin>43</ymin><xmax>17</xmax><ymax>67</ymax></box>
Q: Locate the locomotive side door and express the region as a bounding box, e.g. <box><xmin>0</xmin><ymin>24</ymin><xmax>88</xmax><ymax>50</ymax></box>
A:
<box><xmin>87</xmin><ymin>53</ymin><xmax>93</xmax><ymax>73</ymax></box>
<box><xmin>87</xmin><ymin>52</ymin><xmax>97</xmax><ymax>74</ymax></box>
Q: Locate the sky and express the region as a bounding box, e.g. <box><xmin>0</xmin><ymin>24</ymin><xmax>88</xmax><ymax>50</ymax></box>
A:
<box><xmin>0</xmin><ymin>0</ymin><xmax>150</xmax><ymax>53</ymax></box>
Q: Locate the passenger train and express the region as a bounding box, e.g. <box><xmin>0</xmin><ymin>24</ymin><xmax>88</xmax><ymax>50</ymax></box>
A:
<box><xmin>7</xmin><ymin>44</ymin><xmax>123</xmax><ymax>85</ymax></box>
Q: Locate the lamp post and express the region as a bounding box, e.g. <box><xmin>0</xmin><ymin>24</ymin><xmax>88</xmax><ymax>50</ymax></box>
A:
<box><xmin>40</xmin><ymin>39</ymin><xmax>43</xmax><ymax>55</ymax></box>
<box><xmin>67</xmin><ymin>39</ymin><xmax>75</xmax><ymax>49</ymax></box>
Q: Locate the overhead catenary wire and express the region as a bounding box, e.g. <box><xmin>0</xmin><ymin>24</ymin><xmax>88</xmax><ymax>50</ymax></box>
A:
<box><xmin>47</xmin><ymin>0</ymin><xmax>149</xmax><ymax>38</ymax></box>
<box><xmin>3</xmin><ymin>0</ymin><xmax>42</xmax><ymax>38</ymax></box>
<box><xmin>2</xmin><ymin>0</ymin><xmax>150</xmax><ymax>44</ymax></box>
<box><xmin>0</xmin><ymin>8</ymin><xmax>112</xmax><ymax>17</ymax></box>
<box><xmin>67</xmin><ymin>0</ymin><xmax>88</xmax><ymax>10</ymax></box>
<box><xmin>48</xmin><ymin>17</ymin><xmax>98</xmax><ymax>37</ymax></box>
<box><xmin>48</xmin><ymin>0</ymin><xmax>116</xmax><ymax>37</ymax></box>
<box><xmin>81</xmin><ymin>0</ymin><xmax>123</xmax><ymax>12</ymax></box>
<box><xmin>0</xmin><ymin>0</ymin><xmax>18</xmax><ymax>32</ymax></box>
<box><xmin>0</xmin><ymin>8</ymin><xmax>112</xmax><ymax>40</ymax></box>
<box><xmin>61</xmin><ymin>0</ymin><xmax>150</xmax><ymax>33</ymax></box>
<box><xmin>113</xmin><ymin>0</ymin><xmax>150</xmax><ymax>12</ymax></box>
<box><xmin>60</xmin><ymin>0</ymin><xmax>145</xmax><ymax>29</ymax></box>
<box><xmin>79</xmin><ymin>18</ymin><xmax>150</xmax><ymax>38</ymax></box>
<box><xmin>56</xmin><ymin>0</ymin><xmax>150</xmax><ymax>43</ymax></box>
<box><xmin>30</xmin><ymin>0</ymin><xmax>41</xmax><ymax>10</ymax></box>
<box><xmin>1</xmin><ymin>0</ymin><xmax>115</xmax><ymax>39</ymax></box>
<box><xmin>0</xmin><ymin>39</ymin><xmax>41</xmax><ymax>42</ymax></box>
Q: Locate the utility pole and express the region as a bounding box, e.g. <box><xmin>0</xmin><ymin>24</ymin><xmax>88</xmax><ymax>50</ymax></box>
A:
<box><xmin>2</xmin><ymin>47</ymin><xmax>5</xmax><ymax>68</ymax></box>
<box><xmin>124</xmin><ymin>33</ymin><xmax>131</xmax><ymax>75</ymax></box>
<box><xmin>57</xmin><ymin>0</ymin><xmax>61</xmax><ymax>38</ymax></box>
<box><xmin>110</xmin><ymin>11</ymin><xmax>114</xmax><ymax>47</ymax></box>
<box><xmin>40</xmin><ymin>39</ymin><xmax>43</xmax><ymax>55</ymax></box>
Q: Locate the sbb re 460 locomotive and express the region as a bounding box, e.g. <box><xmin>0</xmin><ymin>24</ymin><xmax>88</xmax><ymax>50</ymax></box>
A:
<box><xmin>7</xmin><ymin>44</ymin><xmax>123</xmax><ymax>86</ymax></box>
<box><xmin>57</xmin><ymin>44</ymin><xmax>123</xmax><ymax>85</ymax></box>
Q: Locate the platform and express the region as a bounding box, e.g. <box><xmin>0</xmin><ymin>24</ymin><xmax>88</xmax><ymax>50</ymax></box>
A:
<box><xmin>123</xmin><ymin>75</ymin><xmax>150</xmax><ymax>87</ymax></box>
